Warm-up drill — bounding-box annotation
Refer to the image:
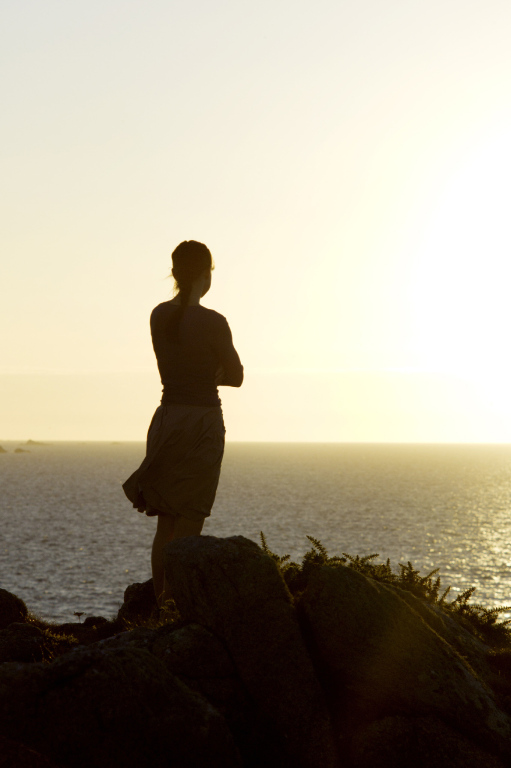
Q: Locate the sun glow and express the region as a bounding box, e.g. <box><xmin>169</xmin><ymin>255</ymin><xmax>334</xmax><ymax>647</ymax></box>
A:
<box><xmin>411</xmin><ymin>123</ymin><xmax>511</xmax><ymax>390</ymax></box>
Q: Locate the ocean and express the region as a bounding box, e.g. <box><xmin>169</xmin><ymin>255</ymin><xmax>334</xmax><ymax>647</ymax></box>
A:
<box><xmin>1</xmin><ymin>440</ymin><xmax>511</xmax><ymax>622</ymax></box>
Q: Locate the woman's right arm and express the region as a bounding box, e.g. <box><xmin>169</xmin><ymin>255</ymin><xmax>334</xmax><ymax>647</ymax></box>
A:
<box><xmin>214</xmin><ymin>317</ymin><xmax>244</xmax><ymax>387</ymax></box>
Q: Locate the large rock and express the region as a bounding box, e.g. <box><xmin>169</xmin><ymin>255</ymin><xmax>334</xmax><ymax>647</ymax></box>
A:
<box><xmin>152</xmin><ymin>623</ymin><xmax>263</xmax><ymax>764</ymax></box>
<box><xmin>389</xmin><ymin>584</ymin><xmax>492</xmax><ymax>680</ymax></box>
<box><xmin>349</xmin><ymin>716</ymin><xmax>505</xmax><ymax>768</ymax></box>
<box><xmin>0</xmin><ymin>589</ymin><xmax>28</xmax><ymax>629</ymax></box>
<box><xmin>98</xmin><ymin>621</ymin><xmax>261</xmax><ymax>764</ymax></box>
<box><xmin>0</xmin><ymin>734</ymin><xmax>61</xmax><ymax>767</ymax></box>
<box><xmin>117</xmin><ymin>578</ymin><xmax>158</xmax><ymax>625</ymax></box>
<box><xmin>0</xmin><ymin>645</ymin><xmax>241</xmax><ymax>768</ymax></box>
<box><xmin>152</xmin><ymin>623</ymin><xmax>249</xmax><ymax>720</ymax></box>
<box><xmin>298</xmin><ymin>564</ymin><xmax>510</xmax><ymax>759</ymax></box>
<box><xmin>163</xmin><ymin>535</ymin><xmax>339</xmax><ymax>768</ymax></box>
<box><xmin>0</xmin><ymin>624</ymin><xmax>48</xmax><ymax>663</ymax></box>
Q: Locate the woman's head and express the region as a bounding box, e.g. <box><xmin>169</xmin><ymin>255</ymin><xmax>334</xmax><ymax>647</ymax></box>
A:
<box><xmin>171</xmin><ymin>240</ymin><xmax>213</xmax><ymax>300</ymax></box>
<box><xmin>168</xmin><ymin>240</ymin><xmax>214</xmax><ymax>341</ymax></box>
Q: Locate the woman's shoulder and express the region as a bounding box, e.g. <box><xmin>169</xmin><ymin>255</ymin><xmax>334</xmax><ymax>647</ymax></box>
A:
<box><xmin>198</xmin><ymin>305</ymin><xmax>228</xmax><ymax>323</ymax></box>
<box><xmin>150</xmin><ymin>300</ymin><xmax>177</xmax><ymax>321</ymax></box>
<box><xmin>151</xmin><ymin>300</ymin><xmax>178</xmax><ymax>314</ymax></box>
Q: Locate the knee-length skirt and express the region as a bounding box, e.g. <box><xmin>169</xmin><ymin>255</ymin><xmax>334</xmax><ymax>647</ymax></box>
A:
<box><xmin>122</xmin><ymin>404</ymin><xmax>225</xmax><ymax>521</ymax></box>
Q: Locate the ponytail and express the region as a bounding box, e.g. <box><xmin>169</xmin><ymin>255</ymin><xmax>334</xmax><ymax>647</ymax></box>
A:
<box><xmin>168</xmin><ymin>240</ymin><xmax>213</xmax><ymax>342</ymax></box>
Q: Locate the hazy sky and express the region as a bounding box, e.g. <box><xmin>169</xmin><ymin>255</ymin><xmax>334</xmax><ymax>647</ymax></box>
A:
<box><xmin>3</xmin><ymin>0</ymin><xmax>511</xmax><ymax>441</ymax></box>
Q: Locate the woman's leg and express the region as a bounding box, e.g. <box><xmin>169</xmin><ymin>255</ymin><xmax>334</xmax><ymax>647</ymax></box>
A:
<box><xmin>151</xmin><ymin>514</ymin><xmax>176</xmax><ymax>605</ymax></box>
<box><xmin>151</xmin><ymin>513</ymin><xmax>204</xmax><ymax>606</ymax></box>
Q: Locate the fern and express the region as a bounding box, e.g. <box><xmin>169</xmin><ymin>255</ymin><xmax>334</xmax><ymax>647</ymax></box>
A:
<box><xmin>258</xmin><ymin>532</ymin><xmax>511</xmax><ymax>649</ymax></box>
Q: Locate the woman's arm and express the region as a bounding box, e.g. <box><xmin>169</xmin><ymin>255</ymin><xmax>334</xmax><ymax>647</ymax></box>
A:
<box><xmin>214</xmin><ymin>317</ymin><xmax>244</xmax><ymax>387</ymax></box>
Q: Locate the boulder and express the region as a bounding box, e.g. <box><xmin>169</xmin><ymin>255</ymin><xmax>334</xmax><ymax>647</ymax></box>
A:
<box><xmin>97</xmin><ymin>620</ymin><xmax>261</xmax><ymax>764</ymax></box>
<box><xmin>298</xmin><ymin>564</ymin><xmax>510</xmax><ymax>759</ymax></box>
<box><xmin>0</xmin><ymin>734</ymin><xmax>62</xmax><ymax>768</ymax></box>
<box><xmin>117</xmin><ymin>578</ymin><xmax>158</xmax><ymax>625</ymax></box>
<box><xmin>389</xmin><ymin>584</ymin><xmax>492</xmax><ymax>681</ymax></box>
<box><xmin>0</xmin><ymin>588</ymin><xmax>28</xmax><ymax>629</ymax></box>
<box><xmin>151</xmin><ymin>623</ymin><xmax>243</xmax><ymax>709</ymax></box>
<box><xmin>163</xmin><ymin>535</ymin><xmax>339</xmax><ymax>768</ymax></box>
<box><xmin>349</xmin><ymin>716</ymin><xmax>505</xmax><ymax>768</ymax></box>
<box><xmin>0</xmin><ymin>446</ymin><xmax>7</xmax><ymax>454</ymax></box>
<box><xmin>82</xmin><ymin>615</ymin><xmax>108</xmax><ymax>628</ymax></box>
<box><xmin>152</xmin><ymin>623</ymin><xmax>261</xmax><ymax>764</ymax></box>
<box><xmin>0</xmin><ymin>623</ymin><xmax>48</xmax><ymax>663</ymax></box>
<box><xmin>0</xmin><ymin>645</ymin><xmax>241</xmax><ymax>768</ymax></box>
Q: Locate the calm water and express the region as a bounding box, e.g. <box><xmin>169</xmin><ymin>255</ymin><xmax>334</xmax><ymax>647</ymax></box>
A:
<box><xmin>2</xmin><ymin>441</ymin><xmax>511</xmax><ymax>622</ymax></box>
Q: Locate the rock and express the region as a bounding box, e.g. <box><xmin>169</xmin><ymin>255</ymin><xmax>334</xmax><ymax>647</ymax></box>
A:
<box><xmin>0</xmin><ymin>734</ymin><xmax>62</xmax><ymax>768</ymax></box>
<box><xmin>0</xmin><ymin>589</ymin><xmax>28</xmax><ymax>629</ymax></box>
<box><xmin>0</xmin><ymin>645</ymin><xmax>241</xmax><ymax>768</ymax></box>
<box><xmin>82</xmin><ymin>615</ymin><xmax>108</xmax><ymax>628</ymax></box>
<box><xmin>298</xmin><ymin>564</ymin><xmax>511</xmax><ymax>759</ymax></box>
<box><xmin>0</xmin><ymin>624</ymin><xmax>47</xmax><ymax>663</ymax></box>
<box><xmin>0</xmin><ymin>623</ymin><xmax>77</xmax><ymax>663</ymax></box>
<box><xmin>152</xmin><ymin>623</ymin><xmax>246</xmax><ymax>714</ymax></box>
<box><xmin>163</xmin><ymin>535</ymin><xmax>339</xmax><ymax>768</ymax></box>
<box><xmin>14</xmin><ymin>448</ymin><xmax>29</xmax><ymax>453</ymax></box>
<box><xmin>349</xmin><ymin>716</ymin><xmax>505</xmax><ymax>768</ymax></box>
<box><xmin>152</xmin><ymin>623</ymin><xmax>261</xmax><ymax>764</ymax></box>
<box><xmin>117</xmin><ymin>578</ymin><xmax>158</xmax><ymax>624</ymax></box>
<box><xmin>0</xmin><ymin>446</ymin><xmax>7</xmax><ymax>454</ymax></box>
<box><xmin>94</xmin><ymin>619</ymin><xmax>283</xmax><ymax>765</ymax></box>
<box><xmin>390</xmin><ymin>584</ymin><xmax>492</xmax><ymax>681</ymax></box>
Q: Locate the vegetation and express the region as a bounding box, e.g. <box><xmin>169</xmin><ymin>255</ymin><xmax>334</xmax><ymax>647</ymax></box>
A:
<box><xmin>259</xmin><ymin>531</ymin><xmax>511</xmax><ymax>649</ymax></box>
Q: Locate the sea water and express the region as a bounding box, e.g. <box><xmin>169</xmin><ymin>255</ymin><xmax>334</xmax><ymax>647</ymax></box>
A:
<box><xmin>1</xmin><ymin>441</ymin><xmax>511</xmax><ymax>622</ymax></box>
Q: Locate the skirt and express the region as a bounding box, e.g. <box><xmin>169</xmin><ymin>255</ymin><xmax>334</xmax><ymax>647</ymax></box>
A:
<box><xmin>122</xmin><ymin>404</ymin><xmax>225</xmax><ymax>522</ymax></box>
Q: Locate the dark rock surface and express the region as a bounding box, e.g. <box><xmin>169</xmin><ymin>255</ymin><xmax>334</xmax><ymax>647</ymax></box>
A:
<box><xmin>390</xmin><ymin>584</ymin><xmax>492</xmax><ymax>680</ymax></box>
<box><xmin>0</xmin><ymin>645</ymin><xmax>241</xmax><ymax>768</ymax></box>
<box><xmin>0</xmin><ymin>734</ymin><xmax>62</xmax><ymax>768</ymax></box>
<box><xmin>0</xmin><ymin>588</ymin><xmax>28</xmax><ymax>629</ymax></box>
<box><xmin>0</xmin><ymin>623</ymin><xmax>48</xmax><ymax>663</ymax></box>
<box><xmin>102</xmin><ymin>620</ymin><xmax>262</xmax><ymax>764</ymax></box>
<box><xmin>117</xmin><ymin>577</ymin><xmax>158</xmax><ymax>624</ymax></box>
<box><xmin>164</xmin><ymin>534</ymin><xmax>339</xmax><ymax>768</ymax></box>
<box><xmin>298</xmin><ymin>564</ymin><xmax>510</xmax><ymax>758</ymax></box>
<box><xmin>3</xmin><ymin>534</ymin><xmax>511</xmax><ymax>767</ymax></box>
<box><xmin>349</xmin><ymin>716</ymin><xmax>505</xmax><ymax>768</ymax></box>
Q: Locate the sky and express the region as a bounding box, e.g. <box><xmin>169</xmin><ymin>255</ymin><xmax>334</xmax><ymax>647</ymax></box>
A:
<box><xmin>2</xmin><ymin>0</ymin><xmax>511</xmax><ymax>442</ymax></box>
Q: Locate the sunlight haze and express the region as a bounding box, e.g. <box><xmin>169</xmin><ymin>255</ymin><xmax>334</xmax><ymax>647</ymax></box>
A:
<box><xmin>2</xmin><ymin>0</ymin><xmax>511</xmax><ymax>441</ymax></box>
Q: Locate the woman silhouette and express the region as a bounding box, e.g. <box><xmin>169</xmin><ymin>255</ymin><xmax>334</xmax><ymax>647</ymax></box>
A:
<box><xmin>123</xmin><ymin>241</ymin><xmax>244</xmax><ymax>605</ymax></box>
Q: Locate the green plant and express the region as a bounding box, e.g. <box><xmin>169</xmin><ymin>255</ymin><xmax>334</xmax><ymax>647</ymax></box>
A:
<box><xmin>259</xmin><ymin>532</ymin><xmax>511</xmax><ymax>649</ymax></box>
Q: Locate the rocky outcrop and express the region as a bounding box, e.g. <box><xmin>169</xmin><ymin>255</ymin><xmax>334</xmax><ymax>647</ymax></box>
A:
<box><xmin>102</xmin><ymin>621</ymin><xmax>260</xmax><ymax>763</ymax></box>
<box><xmin>0</xmin><ymin>645</ymin><xmax>241</xmax><ymax>768</ymax></box>
<box><xmin>0</xmin><ymin>588</ymin><xmax>28</xmax><ymax>629</ymax></box>
<box><xmin>116</xmin><ymin>578</ymin><xmax>158</xmax><ymax>624</ymax></box>
<box><xmin>298</xmin><ymin>564</ymin><xmax>511</xmax><ymax>759</ymax></box>
<box><xmin>1</xmin><ymin>534</ymin><xmax>511</xmax><ymax>767</ymax></box>
<box><xmin>0</xmin><ymin>734</ymin><xmax>62</xmax><ymax>768</ymax></box>
<box><xmin>163</xmin><ymin>535</ymin><xmax>339</xmax><ymax>768</ymax></box>
<box><xmin>349</xmin><ymin>716</ymin><xmax>505</xmax><ymax>768</ymax></box>
<box><xmin>0</xmin><ymin>624</ymin><xmax>48</xmax><ymax>663</ymax></box>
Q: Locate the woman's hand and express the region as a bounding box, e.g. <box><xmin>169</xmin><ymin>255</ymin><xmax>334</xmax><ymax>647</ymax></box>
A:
<box><xmin>215</xmin><ymin>365</ymin><xmax>225</xmax><ymax>386</ymax></box>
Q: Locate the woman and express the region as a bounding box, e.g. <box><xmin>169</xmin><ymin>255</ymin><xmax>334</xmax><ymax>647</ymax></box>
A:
<box><xmin>123</xmin><ymin>240</ymin><xmax>244</xmax><ymax>605</ymax></box>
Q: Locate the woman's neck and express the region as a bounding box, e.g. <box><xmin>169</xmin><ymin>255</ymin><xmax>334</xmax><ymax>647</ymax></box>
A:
<box><xmin>171</xmin><ymin>272</ymin><xmax>210</xmax><ymax>306</ymax></box>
